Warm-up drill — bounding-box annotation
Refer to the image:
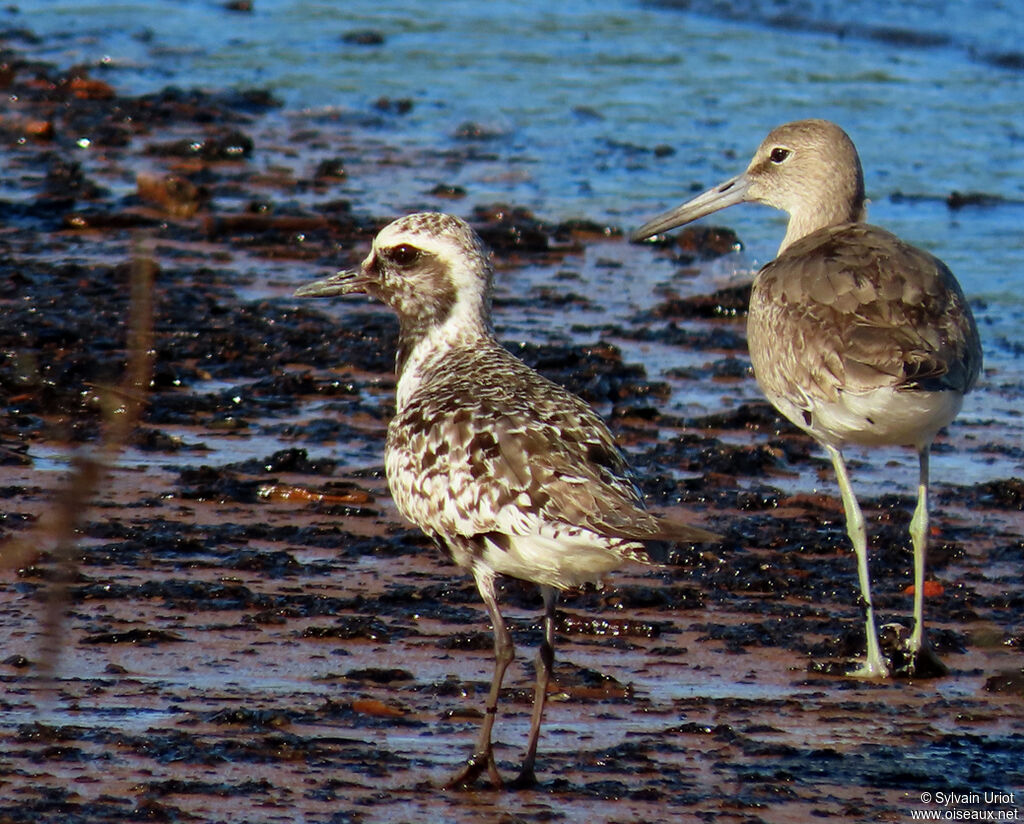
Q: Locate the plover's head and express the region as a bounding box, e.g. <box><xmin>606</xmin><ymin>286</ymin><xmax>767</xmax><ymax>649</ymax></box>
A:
<box><xmin>631</xmin><ymin>119</ymin><xmax>866</xmax><ymax>253</ymax></box>
<box><xmin>296</xmin><ymin>212</ymin><xmax>493</xmax><ymax>340</ymax></box>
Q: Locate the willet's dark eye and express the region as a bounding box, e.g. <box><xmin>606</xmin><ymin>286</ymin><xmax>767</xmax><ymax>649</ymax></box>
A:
<box><xmin>769</xmin><ymin>147</ymin><xmax>791</xmax><ymax>164</ymax></box>
<box><xmin>389</xmin><ymin>244</ymin><xmax>420</xmax><ymax>266</ymax></box>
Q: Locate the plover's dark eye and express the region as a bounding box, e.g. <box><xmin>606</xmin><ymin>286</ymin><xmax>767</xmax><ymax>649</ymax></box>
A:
<box><xmin>388</xmin><ymin>244</ymin><xmax>420</xmax><ymax>267</ymax></box>
<box><xmin>769</xmin><ymin>147</ymin><xmax>791</xmax><ymax>164</ymax></box>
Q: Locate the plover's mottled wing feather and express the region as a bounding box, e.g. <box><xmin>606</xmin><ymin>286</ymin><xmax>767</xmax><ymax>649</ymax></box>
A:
<box><xmin>386</xmin><ymin>346</ymin><xmax>716</xmax><ymax>546</ymax></box>
<box><xmin>751</xmin><ymin>224</ymin><xmax>982</xmax><ymax>407</ymax></box>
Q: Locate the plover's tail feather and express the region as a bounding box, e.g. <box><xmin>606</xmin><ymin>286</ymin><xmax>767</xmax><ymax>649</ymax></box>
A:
<box><xmin>586</xmin><ymin>511</ymin><xmax>720</xmax><ymax>545</ymax></box>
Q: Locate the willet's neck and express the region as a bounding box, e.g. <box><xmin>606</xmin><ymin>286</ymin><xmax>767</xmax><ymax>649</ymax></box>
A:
<box><xmin>779</xmin><ymin>199</ymin><xmax>866</xmax><ymax>254</ymax></box>
<box><xmin>777</xmin><ymin>181</ymin><xmax>867</xmax><ymax>255</ymax></box>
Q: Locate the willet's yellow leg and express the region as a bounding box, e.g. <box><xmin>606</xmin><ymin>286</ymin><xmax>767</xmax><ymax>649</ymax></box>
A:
<box><xmin>826</xmin><ymin>444</ymin><xmax>889</xmax><ymax>678</ymax></box>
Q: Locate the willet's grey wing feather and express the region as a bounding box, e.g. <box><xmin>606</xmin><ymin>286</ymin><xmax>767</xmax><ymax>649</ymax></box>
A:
<box><xmin>749</xmin><ymin>223</ymin><xmax>981</xmax><ymax>405</ymax></box>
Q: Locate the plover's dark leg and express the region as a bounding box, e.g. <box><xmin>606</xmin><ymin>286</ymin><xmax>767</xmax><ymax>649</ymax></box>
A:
<box><xmin>511</xmin><ymin>585</ymin><xmax>557</xmax><ymax>789</ymax></box>
<box><xmin>445</xmin><ymin>565</ymin><xmax>513</xmax><ymax>790</ymax></box>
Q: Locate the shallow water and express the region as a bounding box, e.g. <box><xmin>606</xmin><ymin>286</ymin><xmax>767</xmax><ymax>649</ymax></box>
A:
<box><xmin>5</xmin><ymin>1</ymin><xmax>1022</xmax><ymax>497</ymax></box>
<box><xmin>12</xmin><ymin>0</ymin><xmax>1024</xmax><ymax>363</ymax></box>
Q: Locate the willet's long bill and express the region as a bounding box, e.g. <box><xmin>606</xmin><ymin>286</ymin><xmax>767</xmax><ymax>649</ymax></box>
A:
<box><xmin>295</xmin><ymin>212</ymin><xmax>719</xmax><ymax>789</ymax></box>
<box><xmin>632</xmin><ymin>119</ymin><xmax>981</xmax><ymax>678</ymax></box>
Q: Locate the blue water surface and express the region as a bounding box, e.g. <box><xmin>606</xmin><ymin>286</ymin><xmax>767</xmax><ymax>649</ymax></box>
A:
<box><xmin>8</xmin><ymin>0</ymin><xmax>1024</xmax><ymax>401</ymax></box>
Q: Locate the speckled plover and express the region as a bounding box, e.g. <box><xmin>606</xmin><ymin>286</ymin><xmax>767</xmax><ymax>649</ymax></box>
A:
<box><xmin>632</xmin><ymin>120</ymin><xmax>981</xmax><ymax>678</ymax></box>
<box><xmin>296</xmin><ymin>212</ymin><xmax>718</xmax><ymax>788</ymax></box>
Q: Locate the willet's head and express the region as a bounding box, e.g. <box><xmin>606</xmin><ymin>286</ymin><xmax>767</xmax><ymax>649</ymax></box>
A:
<box><xmin>632</xmin><ymin>119</ymin><xmax>867</xmax><ymax>254</ymax></box>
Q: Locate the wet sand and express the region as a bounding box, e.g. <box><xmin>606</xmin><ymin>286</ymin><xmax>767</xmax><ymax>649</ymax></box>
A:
<box><xmin>1</xmin><ymin>35</ymin><xmax>1022</xmax><ymax>824</ymax></box>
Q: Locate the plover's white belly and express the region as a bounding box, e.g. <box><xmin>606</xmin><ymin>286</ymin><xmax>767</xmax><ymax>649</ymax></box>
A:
<box><xmin>469</xmin><ymin>528</ymin><xmax>640</xmax><ymax>590</ymax></box>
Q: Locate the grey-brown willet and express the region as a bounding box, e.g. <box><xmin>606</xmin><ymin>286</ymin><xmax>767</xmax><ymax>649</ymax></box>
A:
<box><xmin>295</xmin><ymin>212</ymin><xmax>718</xmax><ymax>789</ymax></box>
<box><xmin>631</xmin><ymin>119</ymin><xmax>981</xmax><ymax>678</ymax></box>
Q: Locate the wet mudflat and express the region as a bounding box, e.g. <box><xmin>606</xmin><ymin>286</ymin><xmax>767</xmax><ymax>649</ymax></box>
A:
<box><xmin>1</xmin><ymin>34</ymin><xmax>1023</xmax><ymax>824</ymax></box>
